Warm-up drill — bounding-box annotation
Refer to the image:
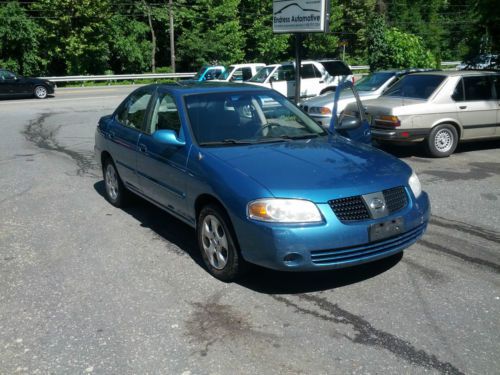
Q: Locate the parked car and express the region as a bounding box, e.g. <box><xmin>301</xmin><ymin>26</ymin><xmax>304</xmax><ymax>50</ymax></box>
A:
<box><xmin>94</xmin><ymin>82</ymin><xmax>429</xmax><ymax>281</ymax></box>
<box><xmin>190</xmin><ymin>65</ymin><xmax>226</xmax><ymax>82</ymax></box>
<box><xmin>214</xmin><ymin>63</ymin><xmax>265</xmax><ymax>82</ymax></box>
<box><xmin>246</xmin><ymin>60</ymin><xmax>351</xmax><ymax>99</ymax></box>
<box><xmin>357</xmin><ymin>71</ymin><xmax>500</xmax><ymax>157</ymax></box>
<box><xmin>0</xmin><ymin>69</ymin><xmax>55</xmax><ymax>99</ymax></box>
<box><xmin>300</xmin><ymin>69</ymin><xmax>429</xmax><ymax>127</ymax></box>
<box><xmin>457</xmin><ymin>54</ymin><xmax>498</xmax><ymax>70</ymax></box>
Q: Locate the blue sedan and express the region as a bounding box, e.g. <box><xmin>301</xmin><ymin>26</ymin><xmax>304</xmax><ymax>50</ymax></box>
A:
<box><xmin>94</xmin><ymin>83</ymin><xmax>430</xmax><ymax>281</ymax></box>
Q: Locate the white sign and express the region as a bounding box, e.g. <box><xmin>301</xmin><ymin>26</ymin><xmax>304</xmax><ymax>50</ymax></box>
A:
<box><xmin>273</xmin><ymin>0</ymin><xmax>328</xmax><ymax>33</ymax></box>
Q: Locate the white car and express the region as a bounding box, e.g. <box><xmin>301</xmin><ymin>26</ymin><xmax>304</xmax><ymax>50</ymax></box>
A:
<box><xmin>301</xmin><ymin>70</ymin><xmax>426</xmax><ymax>127</ymax></box>
<box><xmin>246</xmin><ymin>60</ymin><xmax>351</xmax><ymax>99</ymax></box>
<box><xmin>214</xmin><ymin>63</ymin><xmax>266</xmax><ymax>82</ymax></box>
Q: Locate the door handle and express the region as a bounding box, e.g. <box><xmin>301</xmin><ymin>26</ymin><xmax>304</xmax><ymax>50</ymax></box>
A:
<box><xmin>459</xmin><ymin>105</ymin><xmax>467</xmax><ymax>109</ymax></box>
<box><xmin>319</xmin><ymin>80</ymin><xmax>324</xmax><ymax>83</ymax></box>
<box><xmin>108</xmin><ymin>131</ymin><xmax>115</xmax><ymax>139</ymax></box>
<box><xmin>139</xmin><ymin>143</ymin><xmax>148</xmax><ymax>153</ymax></box>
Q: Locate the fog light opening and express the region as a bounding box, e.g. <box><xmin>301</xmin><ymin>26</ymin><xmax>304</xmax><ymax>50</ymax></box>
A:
<box><xmin>283</xmin><ymin>253</ymin><xmax>303</xmax><ymax>266</ymax></box>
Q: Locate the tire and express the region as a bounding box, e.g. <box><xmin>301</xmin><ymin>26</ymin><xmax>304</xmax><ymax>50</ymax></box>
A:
<box><xmin>34</xmin><ymin>85</ymin><xmax>48</xmax><ymax>99</ymax></box>
<box><xmin>426</xmin><ymin>124</ymin><xmax>458</xmax><ymax>157</ymax></box>
<box><xmin>197</xmin><ymin>204</ymin><xmax>245</xmax><ymax>282</ymax></box>
<box><xmin>103</xmin><ymin>159</ymin><xmax>128</xmax><ymax>207</ymax></box>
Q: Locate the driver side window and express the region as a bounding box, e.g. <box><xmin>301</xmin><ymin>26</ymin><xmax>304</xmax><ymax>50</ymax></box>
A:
<box><xmin>149</xmin><ymin>93</ymin><xmax>181</xmax><ymax>135</ymax></box>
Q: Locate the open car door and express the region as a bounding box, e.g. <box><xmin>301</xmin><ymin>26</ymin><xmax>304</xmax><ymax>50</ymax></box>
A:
<box><xmin>329</xmin><ymin>81</ymin><xmax>371</xmax><ymax>144</ymax></box>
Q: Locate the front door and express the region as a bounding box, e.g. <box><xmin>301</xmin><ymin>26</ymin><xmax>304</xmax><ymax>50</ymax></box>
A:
<box><xmin>136</xmin><ymin>91</ymin><xmax>190</xmax><ymax>219</ymax></box>
<box><xmin>330</xmin><ymin>81</ymin><xmax>372</xmax><ymax>144</ymax></box>
<box><xmin>269</xmin><ymin>65</ymin><xmax>295</xmax><ymax>98</ymax></box>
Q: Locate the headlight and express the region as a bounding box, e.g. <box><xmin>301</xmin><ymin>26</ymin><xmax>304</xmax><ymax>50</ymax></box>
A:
<box><xmin>247</xmin><ymin>199</ymin><xmax>322</xmax><ymax>223</ymax></box>
<box><xmin>409</xmin><ymin>172</ymin><xmax>422</xmax><ymax>198</ymax></box>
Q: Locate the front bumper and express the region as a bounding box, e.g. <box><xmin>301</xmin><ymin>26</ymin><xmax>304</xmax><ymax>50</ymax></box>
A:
<box><xmin>234</xmin><ymin>191</ymin><xmax>430</xmax><ymax>271</ymax></box>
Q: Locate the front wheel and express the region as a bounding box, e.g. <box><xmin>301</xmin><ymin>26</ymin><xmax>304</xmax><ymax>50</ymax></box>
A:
<box><xmin>197</xmin><ymin>205</ymin><xmax>245</xmax><ymax>281</ymax></box>
<box><xmin>34</xmin><ymin>85</ymin><xmax>48</xmax><ymax>99</ymax></box>
<box><xmin>426</xmin><ymin>124</ymin><xmax>458</xmax><ymax>157</ymax></box>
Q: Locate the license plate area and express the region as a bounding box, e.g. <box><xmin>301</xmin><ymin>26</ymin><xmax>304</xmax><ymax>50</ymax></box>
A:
<box><xmin>369</xmin><ymin>217</ymin><xmax>405</xmax><ymax>242</ymax></box>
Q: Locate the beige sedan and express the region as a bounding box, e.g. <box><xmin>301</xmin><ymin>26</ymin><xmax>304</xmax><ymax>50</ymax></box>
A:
<box><xmin>354</xmin><ymin>71</ymin><xmax>500</xmax><ymax>157</ymax></box>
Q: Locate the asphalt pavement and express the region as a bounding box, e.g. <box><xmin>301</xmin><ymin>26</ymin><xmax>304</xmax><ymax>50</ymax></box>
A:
<box><xmin>0</xmin><ymin>86</ymin><xmax>499</xmax><ymax>374</ymax></box>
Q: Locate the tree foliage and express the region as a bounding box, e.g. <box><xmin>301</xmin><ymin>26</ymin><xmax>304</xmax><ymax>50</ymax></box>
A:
<box><xmin>0</xmin><ymin>0</ymin><xmax>495</xmax><ymax>76</ymax></box>
<box><xmin>0</xmin><ymin>2</ymin><xmax>44</xmax><ymax>75</ymax></box>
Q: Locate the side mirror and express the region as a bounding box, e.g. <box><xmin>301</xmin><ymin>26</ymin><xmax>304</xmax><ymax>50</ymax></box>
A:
<box><xmin>153</xmin><ymin>129</ymin><xmax>185</xmax><ymax>147</ymax></box>
<box><xmin>269</xmin><ymin>76</ymin><xmax>276</xmax><ymax>83</ymax></box>
<box><xmin>336</xmin><ymin>115</ymin><xmax>361</xmax><ymax>130</ymax></box>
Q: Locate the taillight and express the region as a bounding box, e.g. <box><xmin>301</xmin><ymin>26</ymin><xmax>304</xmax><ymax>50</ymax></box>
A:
<box><xmin>374</xmin><ymin>115</ymin><xmax>401</xmax><ymax>127</ymax></box>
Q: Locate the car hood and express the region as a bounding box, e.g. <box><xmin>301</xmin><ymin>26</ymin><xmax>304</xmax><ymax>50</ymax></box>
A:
<box><xmin>204</xmin><ymin>137</ymin><xmax>411</xmax><ymax>202</ymax></box>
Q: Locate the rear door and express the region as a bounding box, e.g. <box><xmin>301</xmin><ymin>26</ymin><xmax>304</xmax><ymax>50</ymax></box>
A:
<box><xmin>300</xmin><ymin>63</ymin><xmax>322</xmax><ymax>97</ymax></box>
<box><xmin>107</xmin><ymin>88</ymin><xmax>154</xmax><ymax>192</ymax></box>
<box><xmin>136</xmin><ymin>90</ymin><xmax>190</xmax><ymax>219</ymax></box>
<box><xmin>330</xmin><ymin>81</ymin><xmax>371</xmax><ymax>144</ymax></box>
<box><xmin>455</xmin><ymin>75</ymin><xmax>497</xmax><ymax>138</ymax></box>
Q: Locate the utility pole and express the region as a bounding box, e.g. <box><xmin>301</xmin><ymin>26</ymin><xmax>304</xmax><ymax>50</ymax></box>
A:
<box><xmin>169</xmin><ymin>0</ymin><xmax>175</xmax><ymax>73</ymax></box>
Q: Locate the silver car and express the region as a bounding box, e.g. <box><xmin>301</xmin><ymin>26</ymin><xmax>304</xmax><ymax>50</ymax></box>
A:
<box><xmin>300</xmin><ymin>70</ymin><xmax>424</xmax><ymax>127</ymax></box>
<box><xmin>359</xmin><ymin>71</ymin><xmax>500</xmax><ymax>157</ymax></box>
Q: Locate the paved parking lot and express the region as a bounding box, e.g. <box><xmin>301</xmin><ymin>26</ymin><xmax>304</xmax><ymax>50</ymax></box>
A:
<box><xmin>1</xmin><ymin>87</ymin><xmax>499</xmax><ymax>374</ymax></box>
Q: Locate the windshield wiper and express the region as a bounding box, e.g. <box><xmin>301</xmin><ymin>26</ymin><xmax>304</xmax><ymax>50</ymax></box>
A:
<box><xmin>199</xmin><ymin>139</ymin><xmax>256</xmax><ymax>146</ymax></box>
<box><xmin>278</xmin><ymin>134</ymin><xmax>321</xmax><ymax>140</ymax></box>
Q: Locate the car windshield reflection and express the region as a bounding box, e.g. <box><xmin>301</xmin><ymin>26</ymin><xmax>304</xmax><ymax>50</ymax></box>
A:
<box><xmin>185</xmin><ymin>91</ymin><xmax>328</xmax><ymax>146</ymax></box>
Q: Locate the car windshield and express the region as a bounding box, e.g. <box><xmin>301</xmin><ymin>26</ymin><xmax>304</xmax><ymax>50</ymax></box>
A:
<box><xmin>248</xmin><ymin>67</ymin><xmax>274</xmax><ymax>83</ymax></box>
<box><xmin>193</xmin><ymin>66</ymin><xmax>209</xmax><ymax>80</ymax></box>
<box><xmin>355</xmin><ymin>72</ymin><xmax>395</xmax><ymax>91</ymax></box>
<box><xmin>217</xmin><ymin>66</ymin><xmax>233</xmax><ymax>80</ymax></box>
<box><xmin>383</xmin><ymin>75</ymin><xmax>445</xmax><ymax>99</ymax></box>
<box><xmin>185</xmin><ymin>91</ymin><xmax>328</xmax><ymax>146</ymax></box>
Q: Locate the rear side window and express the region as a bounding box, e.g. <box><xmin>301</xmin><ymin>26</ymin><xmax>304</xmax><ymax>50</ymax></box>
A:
<box><xmin>116</xmin><ymin>90</ymin><xmax>152</xmax><ymax>130</ymax></box>
<box><xmin>301</xmin><ymin>64</ymin><xmax>321</xmax><ymax>79</ymax></box>
<box><xmin>452</xmin><ymin>79</ymin><xmax>465</xmax><ymax>101</ymax></box>
<box><xmin>383</xmin><ymin>75</ymin><xmax>446</xmax><ymax>99</ymax></box>
<box><xmin>463</xmin><ymin>76</ymin><xmax>494</xmax><ymax>101</ymax></box>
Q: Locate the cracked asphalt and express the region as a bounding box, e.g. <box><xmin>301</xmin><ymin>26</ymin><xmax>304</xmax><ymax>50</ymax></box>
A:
<box><xmin>1</xmin><ymin>87</ymin><xmax>499</xmax><ymax>374</ymax></box>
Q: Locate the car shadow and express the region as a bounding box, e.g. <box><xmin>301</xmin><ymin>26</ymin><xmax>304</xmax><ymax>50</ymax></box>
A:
<box><xmin>93</xmin><ymin>180</ymin><xmax>205</xmax><ymax>269</ymax></box>
<box><xmin>375</xmin><ymin>139</ymin><xmax>500</xmax><ymax>159</ymax></box>
<box><xmin>94</xmin><ymin>180</ymin><xmax>403</xmax><ymax>294</ymax></box>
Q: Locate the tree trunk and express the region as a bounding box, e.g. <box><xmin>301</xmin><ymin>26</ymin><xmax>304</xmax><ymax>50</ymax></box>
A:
<box><xmin>142</xmin><ymin>0</ymin><xmax>156</xmax><ymax>72</ymax></box>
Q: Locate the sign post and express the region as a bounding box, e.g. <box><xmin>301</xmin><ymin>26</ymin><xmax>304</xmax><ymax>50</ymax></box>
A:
<box><xmin>273</xmin><ymin>0</ymin><xmax>330</xmax><ymax>103</ymax></box>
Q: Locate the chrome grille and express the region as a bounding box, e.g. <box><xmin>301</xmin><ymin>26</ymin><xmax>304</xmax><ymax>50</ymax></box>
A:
<box><xmin>329</xmin><ymin>186</ymin><xmax>408</xmax><ymax>222</ymax></box>
<box><xmin>383</xmin><ymin>187</ymin><xmax>408</xmax><ymax>213</ymax></box>
<box><xmin>328</xmin><ymin>196</ymin><xmax>370</xmax><ymax>221</ymax></box>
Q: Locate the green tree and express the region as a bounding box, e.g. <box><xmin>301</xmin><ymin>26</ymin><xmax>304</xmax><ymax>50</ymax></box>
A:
<box><xmin>31</xmin><ymin>0</ymin><xmax>113</xmax><ymax>75</ymax></box>
<box><xmin>239</xmin><ymin>0</ymin><xmax>290</xmax><ymax>63</ymax></box>
<box><xmin>367</xmin><ymin>24</ymin><xmax>437</xmax><ymax>69</ymax></box>
<box><xmin>108</xmin><ymin>15</ymin><xmax>152</xmax><ymax>74</ymax></box>
<box><xmin>0</xmin><ymin>2</ymin><xmax>45</xmax><ymax>75</ymax></box>
<box><xmin>176</xmin><ymin>0</ymin><xmax>245</xmax><ymax>69</ymax></box>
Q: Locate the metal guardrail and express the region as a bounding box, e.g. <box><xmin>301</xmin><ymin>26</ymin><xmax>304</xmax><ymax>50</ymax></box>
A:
<box><xmin>39</xmin><ymin>62</ymin><xmax>461</xmax><ymax>84</ymax></box>
<box><xmin>39</xmin><ymin>72</ymin><xmax>196</xmax><ymax>83</ymax></box>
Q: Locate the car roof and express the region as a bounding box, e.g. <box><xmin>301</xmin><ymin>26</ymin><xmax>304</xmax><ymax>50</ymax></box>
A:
<box><xmin>230</xmin><ymin>63</ymin><xmax>265</xmax><ymax>68</ymax></box>
<box><xmin>410</xmin><ymin>70</ymin><xmax>499</xmax><ymax>77</ymax></box>
<box><xmin>148</xmin><ymin>82</ymin><xmax>273</xmax><ymax>95</ymax></box>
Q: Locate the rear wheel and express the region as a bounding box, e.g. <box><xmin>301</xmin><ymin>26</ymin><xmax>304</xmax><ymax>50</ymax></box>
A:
<box><xmin>34</xmin><ymin>85</ymin><xmax>48</xmax><ymax>99</ymax></box>
<box><xmin>426</xmin><ymin>124</ymin><xmax>458</xmax><ymax>157</ymax></box>
<box><xmin>319</xmin><ymin>87</ymin><xmax>336</xmax><ymax>95</ymax></box>
<box><xmin>197</xmin><ymin>204</ymin><xmax>245</xmax><ymax>281</ymax></box>
<box><xmin>103</xmin><ymin>159</ymin><xmax>128</xmax><ymax>207</ymax></box>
